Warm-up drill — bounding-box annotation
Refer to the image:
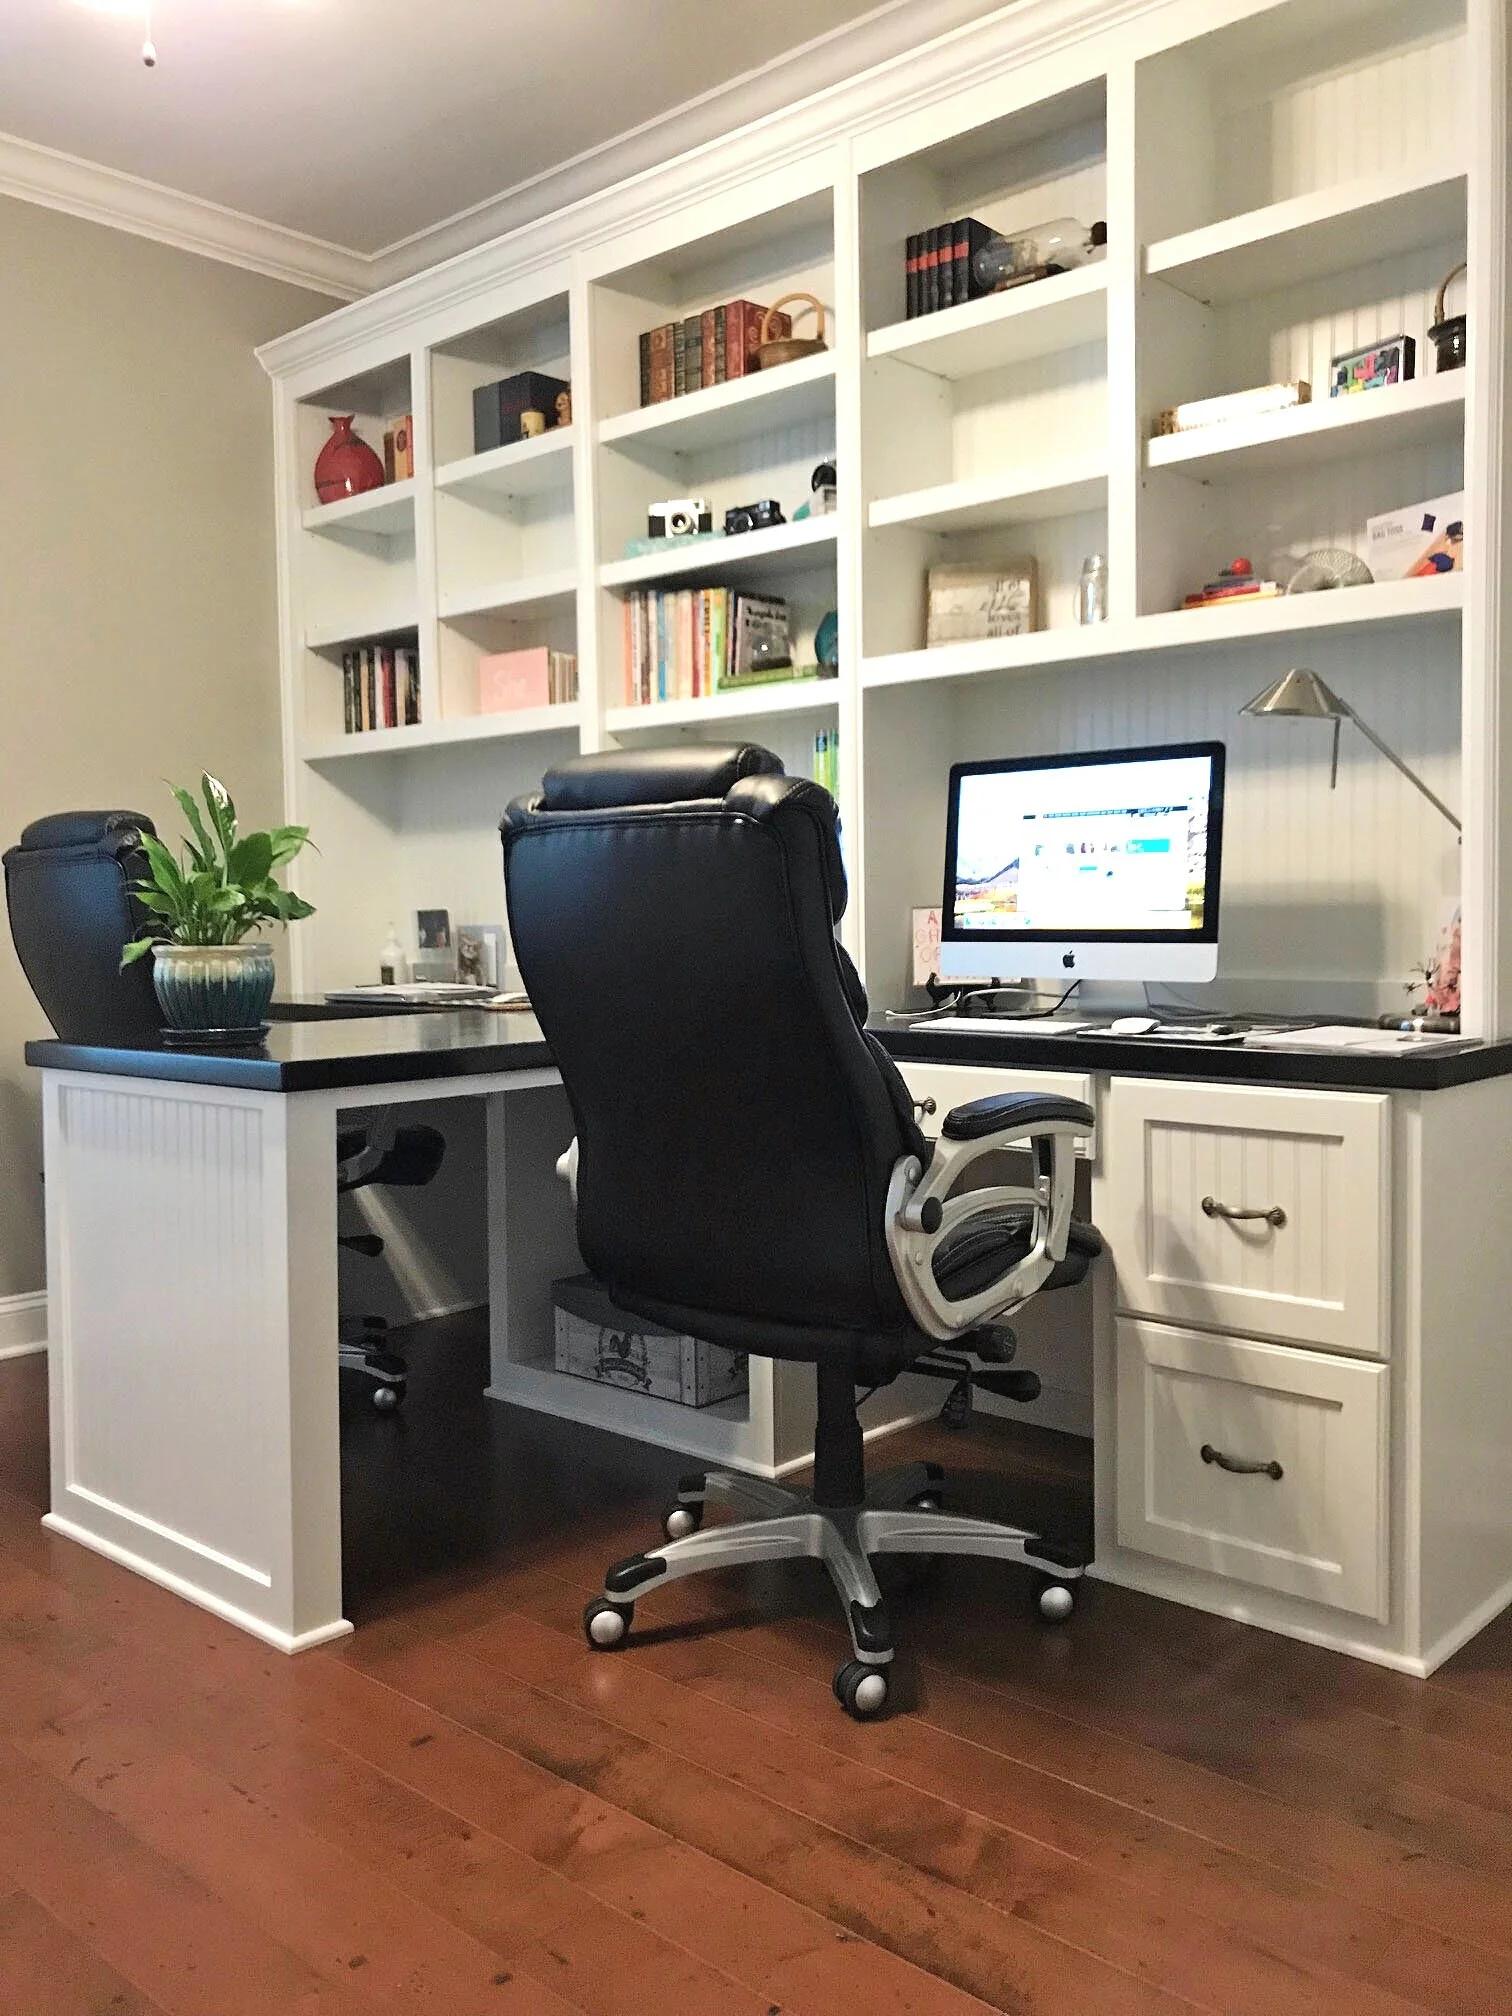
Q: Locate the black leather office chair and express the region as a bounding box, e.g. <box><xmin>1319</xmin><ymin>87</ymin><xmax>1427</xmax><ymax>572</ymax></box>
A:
<box><xmin>502</xmin><ymin>745</ymin><xmax>1101</xmax><ymax>1719</ymax></box>
<box><xmin>4</xmin><ymin>810</ymin><xmax>444</xmax><ymax>1412</ymax></box>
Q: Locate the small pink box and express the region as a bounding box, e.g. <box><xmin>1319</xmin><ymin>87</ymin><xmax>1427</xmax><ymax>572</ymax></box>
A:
<box><xmin>479</xmin><ymin>647</ymin><xmax>551</xmax><ymax>713</ymax></box>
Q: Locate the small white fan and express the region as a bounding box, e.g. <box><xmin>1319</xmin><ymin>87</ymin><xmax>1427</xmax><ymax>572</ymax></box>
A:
<box><xmin>1286</xmin><ymin>548</ymin><xmax>1374</xmax><ymax>593</ymax></box>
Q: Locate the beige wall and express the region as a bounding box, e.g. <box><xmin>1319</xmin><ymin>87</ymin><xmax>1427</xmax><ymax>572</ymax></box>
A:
<box><xmin>0</xmin><ymin>195</ymin><xmax>338</xmax><ymax>1300</ymax></box>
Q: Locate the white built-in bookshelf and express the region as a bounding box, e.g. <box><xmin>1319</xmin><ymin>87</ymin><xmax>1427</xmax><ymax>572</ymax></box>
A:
<box><xmin>259</xmin><ymin>0</ymin><xmax>1507</xmax><ymax>1462</ymax></box>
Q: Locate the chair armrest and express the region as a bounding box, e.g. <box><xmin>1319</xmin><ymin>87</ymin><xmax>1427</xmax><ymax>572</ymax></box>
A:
<box><xmin>942</xmin><ymin>1092</ymin><xmax>1093</xmax><ymax>1141</ymax></box>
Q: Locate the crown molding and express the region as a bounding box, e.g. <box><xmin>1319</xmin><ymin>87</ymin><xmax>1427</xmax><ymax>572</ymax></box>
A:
<box><xmin>0</xmin><ymin>130</ymin><xmax>368</xmax><ymax>300</ymax></box>
<box><xmin>260</xmin><ymin>0</ymin><xmax>1180</xmax><ymax>384</ymax></box>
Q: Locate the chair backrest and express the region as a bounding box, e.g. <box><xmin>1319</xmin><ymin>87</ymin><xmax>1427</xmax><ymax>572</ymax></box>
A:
<box><xmin>3</xmin><ymin>811</ymin><xmax>162</xmax><ymax>1044</ymax></box>
<box><xmin>501</xmin><ymin>746</ymin><xmax>927</xmax><ymax>1345</ymax></box>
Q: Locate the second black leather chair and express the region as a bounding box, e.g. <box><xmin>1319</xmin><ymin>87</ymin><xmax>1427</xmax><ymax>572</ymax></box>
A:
<box><xmin>502</xmin><ymin>744</ymin><xmax>1101</xmax><ymax>1719</ymax></box>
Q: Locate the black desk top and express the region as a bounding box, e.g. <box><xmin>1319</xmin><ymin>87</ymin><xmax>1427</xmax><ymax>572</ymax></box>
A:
<box><xmin>25</xmin><ymin>1006</ymin><xmax>1512</xmax><ymax>1097</ymax></box>
<box><xmin>26</xmin><ymin>1011</ymin><xmax>552</xmax><ymax>1093</ymax></box>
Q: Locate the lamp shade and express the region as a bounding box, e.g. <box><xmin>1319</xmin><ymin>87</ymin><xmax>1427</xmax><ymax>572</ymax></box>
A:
<box><xmin>1240</xmin><ymin>668</ymin><xmax>1347</xmax><ymax>720</ymax></box>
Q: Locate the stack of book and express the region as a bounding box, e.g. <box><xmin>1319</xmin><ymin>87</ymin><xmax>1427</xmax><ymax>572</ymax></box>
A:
<box><xmin>905</xmin><ymin>218</ymin><xmax>993</xmax><ymax>318</ymax></box>
<box><xmin>478</xmin><ymin>646</ymin><xmax>577</xmax><ymax>714</ymax></box>
<box><xmin>811</xmin><ymin>727</ymin><xmax>839</xmax><ymax>797</ymax></box>
<box><xmin>342</xmin><ymin>642</ymin><xmax>420</xmax><ymax>733</ymax></box>
<box><xmin>1182</xmin><ymin>558</ymin><xmax>1282</xmax><ymax>611</ymax></box>
<box><xmin>637</xmin><ymin>300</ymin><xmax>791</xmax><ymax>405</ymax></box>
<box><xmin>623</xmin><ymin>588</ymin><xmax>803</xmax><ymax>704</ymax></box>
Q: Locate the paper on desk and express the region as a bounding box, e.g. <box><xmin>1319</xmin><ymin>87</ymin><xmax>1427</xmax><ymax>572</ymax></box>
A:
<box><xmin>1243</xmin><ymin>1024</ymin><xmax>1472</xmax><ymax>1053</ymax></box>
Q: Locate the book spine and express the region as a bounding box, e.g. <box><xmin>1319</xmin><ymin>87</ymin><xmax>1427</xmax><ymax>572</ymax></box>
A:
<box><xmin>656</xmin><ymin>593</ymin><xmax>669</xmax><ymax>702</ymax></box>
<box><xmin>905</xmin><ymin>233</ymin><xmax>919</xmax><ymax>319</ymax></box>
<box><xmin>676</xmin><ymin>588</ymin><xmax>693</xmax><ymax>700</ymax></box>
<box><xmin>952</xmin><ymin>218</ymin><xmax>971</xmax><ymax>307</ymax></box>
<box><xmin>700</xmin><ymin>308</ymin><xmax>716</xmax><ymax>390</ymax></box>
<box><xmin>713</xmin><ymin>303</ymin><xmax>727</xmax><ymax>384</ymax></box>
<box><xmin>380</xmin><ymin>645</ymin><xmax>397</xmax><ymax>728</ymax></box>
<box><xmin>647</xmin><ymin>323</ymin><xmax>674</xmax><ymax>403</ymax></box>
<box><xmin>402</xmin><ymin>646</ymin><xmax>420</xmax><ymax>725</ymax></box>
<box><xmin>922</xmin><ymin>227</ymin><xmax>938</xmax><ymax>313</ymax></box>
<box><xmin>341</xmin><ymin>651</ymin><xmax>354</xmax><ymax>734</ymax></box>
<box><xmin>939</xmin><ymin>221</ymin><xmax>956</xmax><ymax>311</ymax></box>
<box><xmin>363</xmin><ymin>647</ymin><xmax>377</xmax><ymax>733</ymax></box>
<box><xmin>699</xmin><ymin>590</ymin><xmax>713</xmax><ymax>698</ymax></box>
<box><xmin>672</xmin><ymin>322</ymin><xmax>686</xmax><ymax>398</ymax></box>
<box><xmin>638</xmin><ymin>330</ymin><xmax>651</xmax><ymax>407</ymax></box>
<box><xmin>624</xmin><ymin>593</ymin><xmax>636</xmax><ymax>704</ymax></box>
<box><xmin>680</xmin><ymin>315</ymin><xmax>703</xmax><ymax>393</ymax></box>
<box><xmin>962</xmin><ymin>218</ymin><xmax>993</xmax><ymax>300</ymax></box>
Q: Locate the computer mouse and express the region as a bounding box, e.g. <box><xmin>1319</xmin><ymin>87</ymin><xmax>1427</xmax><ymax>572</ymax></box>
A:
<box><xmin>1109</xmin><ymin>1015</ymin><xmax>1159</xmax><ymax>1036</ymax></box>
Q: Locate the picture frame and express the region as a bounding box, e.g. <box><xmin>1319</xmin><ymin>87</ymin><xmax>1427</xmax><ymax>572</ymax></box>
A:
<box><xmin>415</xmin><ymin>908</ymin><xmax>451</xmax><ymax>950</ymax></box>
<box><xmin>456</xmin><ymin>922</ymin><xmax>504</xmax><ymax>989</ymax></box>
<box><xmin>925</xmin><ymin>558</ymin><xmax>1039</xmax><ymax>646</ymax></box>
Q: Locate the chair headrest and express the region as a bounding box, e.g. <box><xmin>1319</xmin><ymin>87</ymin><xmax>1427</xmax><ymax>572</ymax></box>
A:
<box><xmin>15</xmin><ymin>810</ymin><xmax>155</xmax><ymax>853</ymax></box>
<box><xmin>537</xmin><ymin>744</ymin><xmax>783</xmax><ymax>813</ymax></box>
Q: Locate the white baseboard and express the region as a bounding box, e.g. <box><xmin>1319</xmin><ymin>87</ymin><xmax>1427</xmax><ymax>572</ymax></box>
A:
<box><xmin>0</xmin><ymin>1291</ymin><xmax>47</xmax><ymax>1360</ymax></box>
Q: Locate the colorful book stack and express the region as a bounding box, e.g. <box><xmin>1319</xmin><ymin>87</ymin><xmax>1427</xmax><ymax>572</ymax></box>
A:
<box><xmin>478</xmin><ymin>646</ymin><xmax>578</xmax><ymax>714</ymax></box>
<box><xmin>623</xmin><ymin>588</ymin><xmax>799</xmax><ymax>704</ymax></box>
<box><xmin>811</xmin><ymin>727</ymin><xmax>839</xmax><ymax>797</ymax></box>
<box><xmin>1182</xmin><ymin>557</ymin><xmax>1282</xmax><ymax>611</ymax></box>
<box><xmin>342</xmin><ymin>642</ymin><xmax>420</xmax><ymax>733</ymax></box>
<box><xmin>637</xmin><ymin>300</ymin><xmax>792</xmax><ymax>406</ymax></box>
<box><xmin>905</xmin><ymin>218</ymin><xmax>994</xmax><ymax>318</ymax></box>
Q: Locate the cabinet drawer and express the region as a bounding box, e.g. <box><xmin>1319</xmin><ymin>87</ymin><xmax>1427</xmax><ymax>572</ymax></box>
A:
<box><xmin>1101</xmin><ymin>1078</ymin><xmax>1388</xmax><ymax>1352</ymax></box>
<box><xmin>1116</xmin><ymin>1320</ymin><xmax>1389</xmax><ymax>1620</ymax></box>
<box><xmin>893</xmin><ymin>1060</ymin><xmax>1094</xmax><ymax>1155</ymax></box>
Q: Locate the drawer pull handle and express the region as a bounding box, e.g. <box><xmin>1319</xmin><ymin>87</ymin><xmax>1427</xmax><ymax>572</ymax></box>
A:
<box><xmin>1202</xmin><ymin>1194</ymin><xmax>1286</xmax><ymax>1230</ymax></box>
<box><xmin>913</xmin><ymin>1097</ymin><xmax>937</xmax><ymax>1120</ymax></box>
<box><xmin>1201</xmin><ymin>1443</ymin><xmax>1283</xmax><ymax>1482</ymax></box>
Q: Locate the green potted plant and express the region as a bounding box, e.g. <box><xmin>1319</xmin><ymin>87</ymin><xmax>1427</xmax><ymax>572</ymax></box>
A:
<box><xmin>122</xmin><ymin>774</ymin><xmax>314</xmax><ymax>1041</ymax></box>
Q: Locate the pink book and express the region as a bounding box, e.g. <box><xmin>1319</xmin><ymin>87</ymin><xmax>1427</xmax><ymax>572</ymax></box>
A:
<box><xmin>479</xmin><ymin>647</ymin><xmax>552</xmax><ymax>713</ymax></box>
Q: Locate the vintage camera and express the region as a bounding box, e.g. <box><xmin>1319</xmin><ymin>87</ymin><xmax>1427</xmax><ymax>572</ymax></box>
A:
<box><xmin>647</xmin><ymin>497</ymin><xmax>713</xmax><ymax>538</ymax></box>
<box><xmin>723</xmin><ymin>498</ymin><xmax>786</xmax><ymax>536</ymax></box>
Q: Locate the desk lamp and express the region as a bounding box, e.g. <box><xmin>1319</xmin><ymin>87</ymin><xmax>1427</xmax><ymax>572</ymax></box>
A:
<box><xmin>1240</xmin><ymin>668</ymin><xmax>1461</xmax><ymax>832</ymax></box>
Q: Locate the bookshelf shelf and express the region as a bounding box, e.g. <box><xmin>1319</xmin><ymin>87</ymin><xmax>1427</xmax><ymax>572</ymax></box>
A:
<box><xmin>866</xmin><ymin>263</ymin><xmax>1108</xmax><ymax>381</ymax></box>
<box><xmin>434</xmin><ymin>430</ymin><xmax>574</xmax><ymax>501</ymax></box>
<box><xmin>1145</xmin><ymin>373</ymin><xmax>1466</xmax><ymax>480</ymax></box>
<box><xmin>301</xmin><ymin>479</ymin><xmax>416</xmax><ymax>538</ymax></box>
<box><xmin>438</xmin><ymin>570</ymin><xmax>578</xmax><ymax>622</ymax></box>
<box><xmin>862</xmin><ymin>574</ymin><xmax>1465</xmax><ymax>691</ymax></box>
<box><xmin>304</xmin><ymin>704</ymin><xmax>581</xmax><ymax>763</ymax></box>
<box><xmin>869</xmin><ymin>455</ymin><xmax>1107</xmax><ymax>533</ymax></box>
<box><xmin>597</xmin><ymin>350</ymin><xmax>836</xmax><ymax>455</ymax></box>
<box><xmin>304</xmin><ymin>611</ymin><xmax>419</xmax><ymax>653</ymax></box>
<box><xmin>1147</xmin><ymin>164</ymin><xmax>1468</xmax><ymax>305</ymax></box>
<box><xmin>599</xmin><ymin>515</ymin><xmax>837</xmax><ymax>591</ymax></box>
<box><xmin>606</xmin><ymin>677</ymin><xmax>838</xmax><ymax>734</ymax></box>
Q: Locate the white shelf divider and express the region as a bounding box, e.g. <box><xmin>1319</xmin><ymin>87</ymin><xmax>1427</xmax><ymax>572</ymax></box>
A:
<box><xmin>597</xmin><ymin>350</ymin><xmax>836</xmax><ymax>456</ymax></box>
<box><xmin>1147</xmin><ymin>163</ymin><xmax>1467</xmax><ymax>305</ymax></box>
<box><xmin>304</xmin><ymin>703</ymin><xmax>582</xmax><ymax>762</ymax></box>
<box><xmin>434</xmin><ymin>429</ymin><xmax>574</xmax><ymax>501</ymax></box>
<box><xmin>1146</xmin><ymin>373</ymin><xmax>1466</xmax><ymax>480</ymax></box>
<box><xmin>869</xmin><ymin>455</ymin><xmax>1107</xmax><ymax>533</ymax></box>
<box><xmin>438</xmin><ymin>569</ymin><xmax>578</xmax><ymax>622</ymax></box>
<box><xmin>862</xmin><ymin>574</ymin><xmax>1465</xmax><ymax>691</ymax></box>
<box><xmin>605</xmin><ymin>677</ymin><xmax>839</xmax><ymax>734</ymax></box>
<box><xmin>866</xmin><ymin>263</ymin><xmax>1108</xmax><ymax>381</ymax></box>
<box><xmin>599</xmin><ymin>516</ymin><xmax>838</xmax><ymax>591</ymax></box>
<box><xmin>301</xmin><ymin>479</ymin><xmax>416</xmax><ymax>538</ymax></box>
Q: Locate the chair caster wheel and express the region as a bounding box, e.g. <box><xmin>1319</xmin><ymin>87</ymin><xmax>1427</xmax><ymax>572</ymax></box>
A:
<box><xmin>584</xmin><ymin>1598</ymin><xmax>633</xmax><ymax>1649</ymax></box>
<box><xmin>662</xmin><ymin>1500</ymin><xmax>703</xmax><ymax>1541</ymax></box>
<box><xmin>1035</xmin><ymin>1575</ymin><xmax>1076</xmax><ymax>1622</ymax></box>
<box><xmin>833</xmin><ymin>1659</ymin><xmax>889</xmax><ymax>1719</ymax></box>
<box><xmin>371</xmin><ymin>1383</ymin><xmax>403</xmax><ymax>1413</ymax></box>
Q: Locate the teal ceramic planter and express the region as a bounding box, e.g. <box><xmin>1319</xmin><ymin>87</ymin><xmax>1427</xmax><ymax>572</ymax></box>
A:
<box><xmin>153</xmin><ymin>942</ymin><xmax>275</xmax><ymax>1034</ymax></box>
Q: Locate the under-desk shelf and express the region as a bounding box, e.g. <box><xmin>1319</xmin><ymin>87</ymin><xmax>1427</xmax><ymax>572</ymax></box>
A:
<box><xmin>1146</xmin><ymin>373</ymin><xmax>1466</xmax><ymax>481</ymax></box>
<box><xmin>1147</xmin><ymin>163</ymin><xmax>1467</xmax><ymax>304</ymax></box>
<box><xmin>863</xmin><ymin>574</ymin><xmax>1464</xmax><ymax>690</ymax></box>
<box><xmin>867</xmin><ymin>263</ymin><xmax>1108</xmax><ymax>380</ymax></box>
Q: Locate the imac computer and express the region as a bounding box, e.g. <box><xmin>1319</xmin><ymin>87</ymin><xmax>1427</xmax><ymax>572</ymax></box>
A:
<box><xmin>939</xmin><ymin>741</ymin><xmax>1226</xmax><ymax>984</ymax></box>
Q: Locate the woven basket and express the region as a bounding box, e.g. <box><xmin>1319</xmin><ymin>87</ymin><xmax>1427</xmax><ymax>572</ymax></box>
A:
<box><xmin>757</xmin><ymin>293</ymin><xmax>828</xmax><ymax>369</ymax></box>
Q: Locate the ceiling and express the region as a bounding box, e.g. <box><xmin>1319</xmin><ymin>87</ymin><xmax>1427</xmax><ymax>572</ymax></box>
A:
<box><xmin>0</xmin><ymin>0</ymin><xmax>1013</xmax><ymax>276</ymax></box>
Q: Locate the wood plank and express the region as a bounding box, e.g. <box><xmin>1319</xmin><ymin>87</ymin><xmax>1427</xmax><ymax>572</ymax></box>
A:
<box><xmin>0</xmin><ymin>1887</ymin><xmax>170</xmax><ymax>2016</ymax></box>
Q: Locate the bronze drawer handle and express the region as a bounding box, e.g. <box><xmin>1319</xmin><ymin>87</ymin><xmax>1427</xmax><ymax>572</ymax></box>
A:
<box><xmin>1201</xmin><ymin>1194</ymin><xmax>1286</xmax><ymax>1229</ymax></box>
<box><xmin>1201</xmin><ymin>1443</ymin><xmax>1283</xmax><ymax>1481</ymax></box>
<box><xmin>913</xmin><ymin>1096</ymin><xmax>937</xmax><ymax>1120</ymax></box>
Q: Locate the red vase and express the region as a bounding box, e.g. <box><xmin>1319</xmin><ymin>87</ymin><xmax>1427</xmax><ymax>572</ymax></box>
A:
<box><xmin>314</xmin><ymin>415</ymin><xmax>385</xmax><ymax>503</ymax></box>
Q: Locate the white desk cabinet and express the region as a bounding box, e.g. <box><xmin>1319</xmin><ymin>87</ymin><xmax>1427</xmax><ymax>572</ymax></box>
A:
<box><xmin>892</xmin><ymin>1048</ymin><xmax>1512</xmax><ymax>1676</ymax></box>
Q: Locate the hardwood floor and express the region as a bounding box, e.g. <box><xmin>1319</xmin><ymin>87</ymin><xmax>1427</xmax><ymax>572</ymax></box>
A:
<box><xmin>4</xmin><ymin>1321</ymin><xmax>1512</xmax><ymax>2014</ymax></box>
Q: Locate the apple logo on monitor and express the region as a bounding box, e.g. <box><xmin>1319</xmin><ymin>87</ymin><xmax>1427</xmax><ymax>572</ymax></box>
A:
<box><xmin>1062</xmin><ymin>951</ymin><xmax>1076</xmax><ymax>969</ymax></box>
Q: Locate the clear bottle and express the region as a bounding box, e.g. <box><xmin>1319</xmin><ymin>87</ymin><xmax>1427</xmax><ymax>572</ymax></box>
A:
<box><xmin>972</xmin><ymin>218</ymin><xmax>1107</xmax><ymax>294</ymax></box>
<box><xmin>379</xmin><ymin>922</ymin><xmax>406</xmax><ymax>986</ymax></box>
<box><xmin>1075</xmin><ymin>554</ymin><xmax>1109</xmax><ymax>625</ymax></box>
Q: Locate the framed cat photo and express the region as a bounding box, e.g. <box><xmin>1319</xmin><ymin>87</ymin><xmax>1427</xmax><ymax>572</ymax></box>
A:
<box><xmin>925</xmin><ymin>556</ymin><xmax>1040</xmax><ymax>646</ymax></box>
<box><xmin>456</xmin><ymin>922</ymin><xmax>504</xmax><ymax>989</ymax></box>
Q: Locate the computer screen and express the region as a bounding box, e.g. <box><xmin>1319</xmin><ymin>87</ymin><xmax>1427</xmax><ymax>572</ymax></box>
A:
<box><xmin>939</xmin><ymin>741</ymin><xmax>1225</xmax><ymax>982</ymax></box>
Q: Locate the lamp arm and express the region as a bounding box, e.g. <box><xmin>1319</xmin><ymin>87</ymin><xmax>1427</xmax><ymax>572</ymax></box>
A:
<box><xmin>1341</xmin><ymin>704</ymin><xmax>1463</xmax><ymax>833</ymax></box>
